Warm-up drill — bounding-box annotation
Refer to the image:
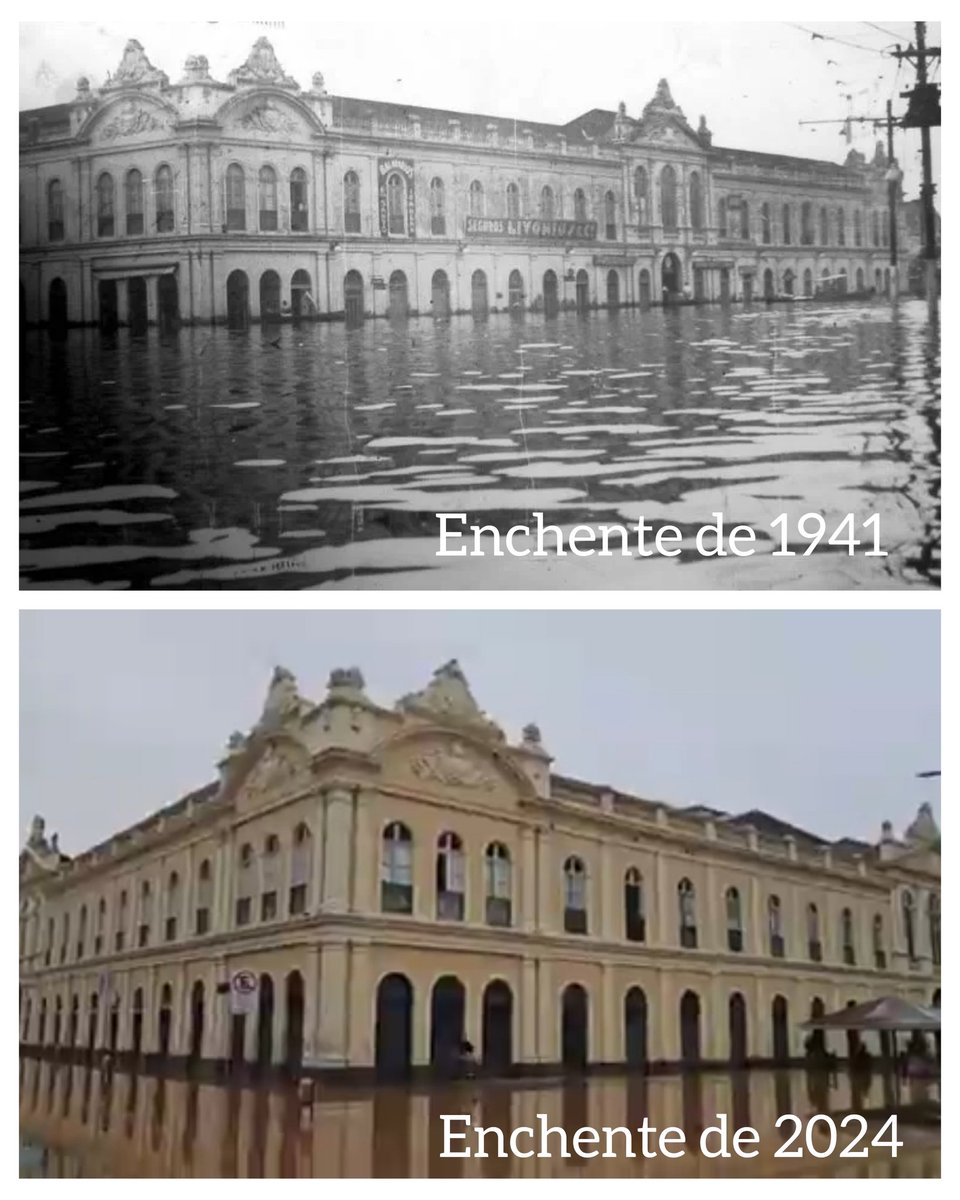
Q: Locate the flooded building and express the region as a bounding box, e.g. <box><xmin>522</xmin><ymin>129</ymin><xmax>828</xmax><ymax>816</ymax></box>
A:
<box><xmin>19</xmin><ymin>37</ymin><xmax>901</xmax><ymax>330</ymax></box>
<box><xmin>19</xmin><ymin>660</ymin><xmax>941</xmax><ymax>1079</ymax></box>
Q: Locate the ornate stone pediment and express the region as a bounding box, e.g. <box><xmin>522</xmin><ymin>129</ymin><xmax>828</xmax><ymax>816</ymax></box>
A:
<box><xmin>408</xmin><ymin>738</ymin><xmax>498</xmax><ymax>793</ymax></box>
<box><xmin>631</xmin><ymin>78</ymin><xmax>703</xmax><ymax>148</ymax></box>
<box><xmin>90</xmin><ymin>99</ymin><xmax>173</xmax><ymax>143</ymax></box>
<box><xmin>229</xmin><ymin>38</ymin><xmax>299</xmax><ymax>90</ymax></box>
<box><xmin>237</xmin><ymin>741</ymin><xmax>311</xmax><ymax>808</ymax></box>
<box><xmin>223</xmin><ymin>97</ymin><xmax>312</xmax><ymax>139</ymax></box>
<box><xmin>396</xmin><ymin>660</ymin><xmax>504</xmax><ymax>741</ymax></box>
<box><xmin>102</xmin><ymin>40</ymin><xmax>169</xmax><ymax>91</ymax></box>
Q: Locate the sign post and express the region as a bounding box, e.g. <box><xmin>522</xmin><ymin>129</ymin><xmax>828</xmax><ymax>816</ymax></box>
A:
<box><xmin>229</xmin><ymin>969</ymin><xmax>259</xmax><ymax>1016</ymax></box>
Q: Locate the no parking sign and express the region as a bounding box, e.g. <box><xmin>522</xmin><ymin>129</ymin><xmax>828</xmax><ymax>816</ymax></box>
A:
<box><xmin>229</xmin><ymin>969</ymin><xmax>259</xmax><ymax>1015</ymax></box>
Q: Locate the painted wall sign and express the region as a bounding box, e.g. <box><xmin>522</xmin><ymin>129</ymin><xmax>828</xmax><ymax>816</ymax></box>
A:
<box><xmin>464</xmin><ymin>216</ymin><xmax>598</xmax><ymax>242</ymax></box>
<box><xmin>378</xmin><ymin>157</ymin><xmax>417</xmax><ymax>238</ymax></box>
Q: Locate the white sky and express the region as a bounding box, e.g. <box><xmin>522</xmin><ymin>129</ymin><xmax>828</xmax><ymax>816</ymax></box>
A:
<box><xmin>19</xmin><ymin>18</ymin><xmax>940</xmax><ymax>197</ymax></box>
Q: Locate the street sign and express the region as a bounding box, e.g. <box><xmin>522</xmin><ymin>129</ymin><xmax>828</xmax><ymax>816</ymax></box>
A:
<box><xmin>229</xmin><ymin>969</ymin><xmax>259</xmax><ymax>1015</ymax></box>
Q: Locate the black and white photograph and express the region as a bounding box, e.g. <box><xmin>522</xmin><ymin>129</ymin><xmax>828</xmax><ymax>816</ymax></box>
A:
<box><xmin>18</xmin><ymin>19</ymin><xmax>941</xmax><ymax>590</ymax></box>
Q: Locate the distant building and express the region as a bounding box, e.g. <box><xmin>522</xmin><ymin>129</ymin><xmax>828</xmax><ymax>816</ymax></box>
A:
<box><xmin>19</xmin><ymin>38</ymin><xmax>904</xmax><ymax>331</ymax></box>
<box><xmin>19</xmin><ymin>660</ymin><xmax>941</xmax><ymax>1078</ymax></box>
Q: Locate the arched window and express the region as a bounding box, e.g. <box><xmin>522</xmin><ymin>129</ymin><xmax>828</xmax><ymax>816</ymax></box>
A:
<box><xmin>634</xmin><ymin>165</ymin><xmax>649</xmax><ymax>224</ymax></box>
<box><xmin>740</xmin><ymin>201</ymin><xmax>750</xmax><ymax>239</ymax></box>
<box><xmin>289</xmin><ymin>822</ymin><xmax>311</xmax><ymax>916</ymax></box>
<box><xmin>235</xmin><ymin>842</ymin><xmax>255</xmax><ymax>927</ymax></box>
<box><xmin>573</xmin><ymin>187</ymin><xmax>587</xmax><ymax>222</ymax></box>
<box><xmin>195</xmin><ymin>859</ymin><xmax>212</xmax><ymax>935</ymax></box>
<box><xmin>381</xmin><ymin>822</ymin><xmax>413</xmax><ymax>913</ymax></box>
<box><xmin>853</xmin><ymin>208</ymin><xmax>863</xmax><ymax>247</ymax></box>
<box><xmin>689</xmin><ymin>172</ymin><xmax>704</xmax><ymax>232</ymax></box>
<box><xmin>436</xmin><ymin>832</ymin><xmax>465</xmax><ymax>921</ymax></box>
<box><xmin>165</xmin><ymin>872</ymin><xmax>179</xmax><ymax>942</ymax></box>
<box><xmin>624</xmin><ymin>867</ymin><xmax>645</xmax><ymax>942</ymax></box>
<box><xmin>125</xmin><ymin>169</ymin><xmax>144</xmax><ymax>236</ymax></box>
<box><xmin>871</xmin><ymin>210</ymin><xmax>880</xmax><ymax>247</ymax></box>
<box><xmin>155</xmin><ymin>165</ymin><xmax>175</xmax><ymax>233</ymax></box>
<box><xmin>928</xmin><ymin>894</ymin><xmax>940</xmax><ymax>966</ymax></box>
<box><xmin>137</xmin><ymin>880</ymin><xmax>152</xmax><ymax>948</ymax></box>
<box><xmin>717</xmin><ymin>197</ymin><xmax>727</xmax><ymax>238</ymax></box>
<box><xmin>429</xmin><ymin>177</ymin><xmax>446</xmax><ymax>235</ymax></box>
<box><xmin>343</xmin><ymin>170</ymin><xmax>361</xmax><ymax>233</ymax></box>
<box><xmin>96</xmin><ymin>173</ymin><xmax>115</xmax><ymax>237</ymax></box>
<box><xmin>807</xmin><ymin>903</ymin><xmax>822</xmax><ymax>961</ymax></box>
<box><xmin>800</xmin><ymin>201</ymin><xmax>814</xmax><ymax>245</ymax></box>
<box><xmin>902</xmin><ymin>890</ymin><xmax>916</xmax><ymax>960</ymax></box>
<box><xmin>485</xmin><ymin>842</ymin><xmax>511</xmax><ymax>926</ymax></box>
<box><xmin>726</xmin><ymin>887</ymin><xmax>743</xmax><ymax>951</ymax></box>
<box><xmin>290</xmin><ymin>167</ymin><xmax>308</xmax><ymax>231</ymax></box>
<box><xmin>660</xmin><ymin>165</ymin><xmax>678</xmax><ymax>230</ymax></box>
<box><xmin>841</xmin><ymin>907</ymin><xmax>855</xmax><ymax>965</ymax></box>
<box><xmin>678</xmin><ymin>878</ymin><xmax>696</xmax><ymax>948</ymax></box>
<box><xmin>468</xmin><ymin>179</ymin><xmax>484</xmax><ymax>219</ymax></box>
<box><xmin>387</xmin><ymin>172</ymin><xmax>406</xmax><ymax>234</ymax></box>
<box><xmin>47</xmin><ymin>179</ymin><xmax>64</xmax><ymax>241</ymax></box>
<box><xmin>540</xmin><ymin>185</ymin><xmax>556</xmax><ymax>221</ymax></box>
<box><xmin>506</xmin><ymin>181</ymin><xmax>520</xmax><ymax>220</ymax></box>
<box><xmin>819</xmin><ymin>206</ymin><xmax>829</xmax><ymax>245</ymax></box>
<box><xmin>261</xmin><ymin>833</ymin><xmax>280</xmax><ymax>921</ymax></box>
<box><xmin>873</xmin><ymin>913</ymin><xmax>886</xmax><ymax>969</ymax></box>
<box><xmin>782</xmin><ymin>203</ymin><xmax>792</xmax><ymax>244</ymax></box>
<box><xmin>258</xmin><ymin>166</ymin><xmax>278</xmax><ymax>231</ymax></box>
<box><xmin>226</xmin><ymin>164</ymin><xmax>246</xmax><ymax>231</ymax></box>
<box><xmin>881</xmin><ymin>217</ymin><xmax>889</xmax><ymax>248</ymax></box>
<box><xmin>604</xmin><ymin>190</ymin><xmax>617</xmax><ymax>240</ymax></box>
<box><xmin>768</xmin><ymin>895</ymin><xmax>784</xmax><ymax>956</ymax></box>
<box><xmin>837</xmin><ymin>207</ymin><xmax>847</xmax><ymax>246</ymax></box>
<box><xmin>77</xmin><ymin>905</ymin><xmax>87</xmax><ymax>960</ymax></box>
<box><xmin>760</xmin><ymin>202</ymin><xmax>772</xmax><ymax>245</ymax></box>
<box><xmin>115</xmin><ymin>890</ymin><xmax>127</xmax><ymax>952</ymax></box>
<box><xmin>94</xmin><ymin>897</ymin><xmax>106</xmax><ymax>955</ymax></box>
<box><xmin>563</xmin><ymin>856</ymin><xmax>587</xmax><ymax>934</ymax></box>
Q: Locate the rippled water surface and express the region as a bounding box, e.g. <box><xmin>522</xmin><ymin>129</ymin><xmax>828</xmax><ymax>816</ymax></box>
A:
<box><xmin>20</xmin><ymin>1061</ymin><xmax>940</xmax><ymax>1178</ymax></box>
<box><xmin>20</xmin><ymin>300</ymin><xmax>940</xmax><ymax>589</ymax></box>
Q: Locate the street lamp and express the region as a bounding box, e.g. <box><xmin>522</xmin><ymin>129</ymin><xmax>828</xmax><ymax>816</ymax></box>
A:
<box><xmin>884</xmin><ymin>159</ymin><xmax>903</xmax><ymax>297</ymax></box>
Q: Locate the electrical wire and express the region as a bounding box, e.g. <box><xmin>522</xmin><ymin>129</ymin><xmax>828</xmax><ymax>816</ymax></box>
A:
<box><xmin>788</xmin><ymin>24</ymin><xmax>890</xmax><ymax>56</ymax></box>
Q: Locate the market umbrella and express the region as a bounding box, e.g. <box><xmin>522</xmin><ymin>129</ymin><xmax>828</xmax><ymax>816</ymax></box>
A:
<box><xmin>799</xmin><ymin>996</ymin><xmax>940</xmax><ymax>1032</ymax></box>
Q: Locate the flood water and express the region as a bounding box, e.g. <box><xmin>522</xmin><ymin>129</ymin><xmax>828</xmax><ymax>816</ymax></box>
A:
<box><xmin>20</xmin><ymin>1059</ymin><xmax>940</xmax><ymax>1178</ymax></box>
<box><xmin>20</xmin><ymin>299</ymin><xmax>940</xmax><ymax>590</ymax></box>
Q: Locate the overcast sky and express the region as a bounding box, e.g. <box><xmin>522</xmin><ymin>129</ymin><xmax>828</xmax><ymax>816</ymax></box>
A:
<box><xmin>20</xmin><ymin>610</ymin><xmax>940</xmax><ymax>855</ymax></box>
<box><xmin>19</xmin><ymin>19</ymin><xmax>939</xmax><ymax>196</ymax></box>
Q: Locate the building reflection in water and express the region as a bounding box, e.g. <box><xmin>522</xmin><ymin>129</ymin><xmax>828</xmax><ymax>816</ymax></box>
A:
<box><xmin>20</xmin><ymin>1058</ymin><xmax>939</xmax><ymax>1179</ymax></box>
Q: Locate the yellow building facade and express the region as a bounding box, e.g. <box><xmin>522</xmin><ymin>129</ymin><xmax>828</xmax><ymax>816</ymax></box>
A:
<box><xmin>19</xmin><ymin>661</ymin><xmax>941</xmax><ymax>1079</ymax></box>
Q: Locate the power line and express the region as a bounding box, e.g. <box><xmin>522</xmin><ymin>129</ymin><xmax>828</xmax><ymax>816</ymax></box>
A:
<box><xmin>788</xmin><ymin>24</ymin><xmax>890</xmax><ymax>56</ymax></box>
<box><xmin>863</xmin><ymin>22</ymin><xmax>907</xmax><ymax>42</ymax></box>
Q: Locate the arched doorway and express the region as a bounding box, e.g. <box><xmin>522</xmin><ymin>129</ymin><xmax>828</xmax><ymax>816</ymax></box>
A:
<box><xmin>763</xmin><ymin>268</ymin><xmax>776</xmax><ymax>299</ymax></box>
<box><xmin>230</xmin><ymin>1013</ymin><xmax>246</xmax><ymax>1069</ymax></box>
<box><xmin>561</xmin><ymin>983</ymin><xmax>588</xmax><ymax>1070</ymax></box>
<box><xmin>606</xmin><ymin>269</ymin><xmax>620</xmax><ymax>309</ymax></box>
<box><xmin>226</xmin><ymin>270</ymin><xmax>250</xmax><ymax>330</ymax></box>
<box><xmin>157</xmin><ymin>274</ymin><xmax>180</xmax><ymax>333</ymax></box>
<box><xmin>188</xmin><ymin>981</ymin><xmax>204</xmax><ymax>1064</ymax></box>
<box><xmin>284</xmin><ymin>971</ymin><xmax>305</xmax><ymax>1074</ymax></box>
<box><xmin>855</xmin><ymin>267</ymin><xmax>865</xmax><ymax>292</ymax></box>
<box><xmin>131</xmin><ymin>988</ymin><xmax>144</xmax><ymax>1059</ymax></box>
<box><xmin>661</xmin><ymin>253</ymin><xmax>682</xmax><ymax>298</ymax></box>
<box><xmin>344</xmin><ymin>270</ymin><xmax>364</xmax><ymax>328</ymax></box>
<box><xmin>430</xmin><ymin>975</ymin><xmax>465</xmax><ymax>1073</ymax></box>
<box><xmin>742</xmin><ymin>274</ymin><xmax>754</xmax><ymax>304</ymax></box>
<box><xmin>87</xmin><ymin>993</ymin><xmax>99</xmax><ymax>1054</ymax></box>
<box><xmin>772</xmin><ymin>995</ymin><xmax>789</xmax><ymax>1063</ymax></box>
<box><xmin>470</xmin><ymin>269</ymin><xmax>488</xmax><ymax>319</ymax></box>
<box><xmin>575</xmin><ymin>269</ymin><xmax>589</xmax><ymax>314</ymax></box>
<box><xmin>48</xmin><ymin>278</ymin><xmax>68</xmax><ymax>336</ymax></box>
<box><xmin>256</xmin><ymin>975</ymin><xmax>274</xmax><ymax>1071</ymax></box>
<box><xmin>782</xmin><ymin>269</ymin><xmax>795</xmax><ymax>297</ymax></box>
<box><xmin>431</xmin><ymin>269</ymin><xmax>451</xmax><ymax>319</ymax></box>
<box><xmin>98</xmin><ymin>279</ymin><xmax>118</xmax><ymax>333</ymax></box>
<box><xmin>157</xmin><ymin>984</ymin><xmax>173</xmax><ymax>1060</ymax></box>
<box><xmin>291</xmin><ymin>270</ymin><xmax>312</xmax><ymax>323</ymax></box>
<box><xmin>624</xmin><ymin>987</ymin><xmax>648</xmax><ymax>1067</ymax></box>
<box><xmin>806</xmin><ymin>997</ymin><xmax>826</xmax><ymax>1059</ymax></box>
<box><xmin>508</xmin><ymin>269</ymin><xmax>525</xmax><ymax>315</ymax></box>
<box><xmin>543</xmin><ymin>269</ymin><xmax>559</xmax><ymax>318</ymax></box>
<box><xmin>729</xmin><ymin>992</ymin><xmax>747</xmax><ymax>1066</ymax></box>
<box><xmin>388</xmin><ymin>270</ymin><xmax>408</xmax><ymax>320</ymax></box>
<box><xmin>375</xmin><ymin>973</ymin><xmax>413</xmax><ymax>1079</ymax></box>
<box><xmin>108</xmin><ymin>997</ymin><xmax>119</xmax><ymax>1053</ymax></box>
<box><xmin>638</xmin><ymin>269</ymin><xmax>651</xmax><ymax>309</ymax></box>
<box><xmin>803</xmin><ymin>268</ymin><xmax>813</xmax><ymax>297</ymax></box>
<box><xmin>259</xmin><ymin>270</ymin><xmax>281</xmax><ymax>322</ymax></box>
<box><xmin>481</xmin><ymin>980</ymin><xmax>513</xmax><ymax>1073</ymax></box>
<box><xmin>127</xmin><ymin>276</ymin><xmax>148</xmax><ymax>333</ymax></box>
<box><xmin>680</xmin><ymin>990</ymin><xmax>701</xmax><ymax>1065</ymax></box>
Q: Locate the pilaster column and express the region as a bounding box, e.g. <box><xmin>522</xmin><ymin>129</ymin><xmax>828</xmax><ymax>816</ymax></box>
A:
<box><xmin>321</xmin><ymin>788</ymin><xmax>353</xmax><ymax>913</ymax></box>
<box><xmin>347</xmin><ymin>942</ymin><xmax>373</xmax><ymax>1067</ymax></box>
<box><xmin>519</xmin><ymin>828</ymin><xmax>536</xmax><ymax>932</ymax></box>
<box><xmin>535</xmin><ymin>827</ymin><xmax>553</xmax><ymax>933</ymax></box>
<box><xmin>351</xmin><ymin>791</ymin><xmax>377</xmax><ymax>914</ymax></box>
<box><xmin>300</xmin><ymin>946</ymin><xmax>321</xmax><ymax>1067</ymax></box>
<box><xmin>600</xmin><ymin>962</ymin><xmax>618</xmax><ymax>1062</ymax></box>
<box><xmin>656</xmin><ymin>851</ymin><xmax>671</xmax><ymax>947</ymax></box>
<box><xmin>519</xmin><ymin>957</ymin><xmax>539</xmax><ymax>1063</ymax></box>
<box><xmin>315</xmin><ymin>942</ymin><xmax>349</xmax><ymax>1066</ymax></box>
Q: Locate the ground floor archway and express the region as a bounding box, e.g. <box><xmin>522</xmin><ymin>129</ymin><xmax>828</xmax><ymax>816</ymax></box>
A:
<box><xmin>772</xmin><ymin>995</ymin><xmax>790</xmax><ymax>1063</ymax></box>
<box><xmin>763</xmin><ymin>267</ymin><xmax>775</xmax><ymax>299</ymax></box>
<box><xmin>508</xmin><ymin>269</ymin><xmax>525</xmax><ymax>315</ymax></box>
<box><xmin>576</xmin><ymin>269</ymin><xmax>590</xmax><ymax>313</ymax></box>
<box><xmin>260</xmin><ymin>270</ymin><xmax>281</xmax><ymax>322</ymax></box>
<box><xmin>157</xmin><ymin>984</ymin><xmax>173</xmax><ymax>1059</ymax></box>
<box><xmin>729</xmin><ymin>992</ymin><xmax>748</xmax><ymax>1066</ymax></box>
<box><xmin>606</xmin><ymin>269</ymin><xmax>620</xmax><ymax>309</ymax></box>
<box><xmin>157</xmin><ymin>274</ymin><xmax>180</xmax><ymax>332</ymax></box>
<box><xmin>284</xmin><ymin>971</ymin><xmax>305</xmax><ymax>1073</ymax></box>
<box><xmin>344</xmin><ymin>270</ymin><xmax>364</xmax><ymax>328</ymax></box>
<box><xmin>431</xmin><ymin>269</ymin><xmax>451</xmax><ymax>319</ymax></box>
<box><xmin>226</xmin><ymin>270</ymin><xmax>250</xmax><ymax>330</ymax></box>
<box><xmin>662</xmin><ymin>253</ymin><xmax>682</xmax><ymax>297</ymax></box>
<box><xmin>543</xmin><ymin>269</ymin><xmax>559</xmax><ymax>317</ymax></box>
<box><xmin>388</xmin><ymin>270</ymin><xmax>409</xmax><ymax>320</ymax></box>
<box><xmin>255</xmin><ymin>975</ymin><xmax>274</xmax><ymax>1071</ymax></box>
<box><xmin>48</xmin><ymin>278</ymin><xmax>68</xmax><ymax>336</ymax></box>
<box><xmin>430</xmin><ymin>975</ymin><xmax>465</xmax><ymax>1073</ymax></box>
<box><xmin>375</xmin><ymin>973</ymin><xmax>413</xmax><ymax>1080</ymax></box>
<box><xmin>561</xmin><ymin>983</ymin><xmax>588</xmax><ymax>1070</ymax></box>
<box><xmin>481</xmin><ymin>980</ymin><xmax>513</xmax><ymax>1072</ymax></box>
<box><xmin>624</xmin><ymin>987</ymin><xmax>648</xmax><ymax>1067</ymax></box>
<box><xmin>127</xmin><ymin>276</ymin><xmax>148</xmax><ymax>334</ymax></box>
<box><xmin>98</xmin><ymin>279</ymin><xmax>118</xmax><ymax>333</ymax></box>
<box><xmin>680</xmin><ymin>990</ymin><xmax>701</xmax><ymax>1065</ymax></box>
<box><xmin>638</xmin><ymin>269</ymin><xmax>651</xmax><ymax>308</ymax></box>
<box><xmin>470</xmin><ymin>269</ymin><xmax>488</xmax><ymax>319</ymax></box>
<box><xmin>291</xmin><ymin>270</ymin><xmax>312</xmax><ymax>323</ymax></box>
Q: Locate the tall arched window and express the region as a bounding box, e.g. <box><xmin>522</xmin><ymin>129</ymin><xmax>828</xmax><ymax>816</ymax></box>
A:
<box><xmin>928</xmin><ymin>894</ymin><xmax>940</xmax><ymax>966</ymax></box>
<box><xmin>155</xmin><ymin>165</ymin><xmax>175</xmax><ymax>233</ymax></box>
<box><xmin>634</xmin><ymin>165</ymin><xmax>649</xmax><ymax>224</ymax></box>
<box><xmin>800</xmin><ymin>201</ymin><xmax>814</xmax><ymax>245</ymax></box>
<box><xmin>573</xmin><ymin>187</ymin><xmax>587</xmax><ymax>222</ymax></box>
<box><xmin>761</xmin><ymin>202</ymin><xmax>772</xmax><ymax>244</ymax></box>
<box><xmin>624</xmin><ymin>868</ymin><xmax>645</xmax><ymax>942</ymax></box>
<box><xmin>782</xmin><ymin>203</ymin><xmax>792</xmax><ymax>244</ymax></box>
<box><xmin>381</xmin><ymin>822</ymin><xmax>413</xmax><ymax>913</ymax></box>
<box><xmin>506</xmin><ymin>181</ymin><xmax>520</xmax><ymax>220</ymax></box>
<box><xmin>841</xmin><ymin>907</ymin><xmax>855</xmax><ymax>964</ymax></box>
<box><xmin>137</xmin><ymin>880</ymin><xmax>152</xmax><ymax>948</ymax></box>
<box><xmin>235</xmin><ymin>842</ymin><xmax>255</xmax><ymax>926</ymax></box>
<box><xmin>47</xmin><ymin>179</ymin><xmax>64</xmax><ymax>241</ymax></box>
<box><xmin>678</xmin><ymin>878</ymin><xmax>696</xmax><ymax>948</ymax></box>
<box><xmin>726</xmin><ymin>887</ymin><xmax>743</xmax><ymax>951</ymax></box>
<box><xmin>563</xmin><ymin>856</ymin><xmax>587</xmax><ymax>934</ymax></box>
<box><xmin>837</xmin><ymin>207</ymin><xmax>847</xmax><ymax>246</ymax></box>
<box><xmin>343</xmin><ymin>170</ymin><xmax>361</xmax><ymax>233</ymax></box>
<box><xmin>387</xmin><ymin>172</ymin><xmax>406</xmax><ymax>234</ymax></box>
<box><xmin>226</xmin><ymin>164</ymin><xmax>246</xmax><ymax>231</ymax></box>
<box><xmin>853</xmin><ymin>208</ymin><xmax>863</xmax><ymax>247</ymax></box>
<box><xmin>468</xmin><ymin>179</ymin><xmax>484</xmax><ymax>219</ymax></box>
<box><xmin>807</xmin><ymin>903</ymin><xmax>822</xmax><ymax>961</ymax></box>
<box><xmin>125</xmin><ymin>169</ymin><xmax>144</xmax><ymax>236</ymax></box>
<box><xmin>289</xmin><ymin>823</ymin><xmax>311</xmax><ymax>915</ymax></box>
<box><xmin>290</xmin><ymin>167</ymin><xmax>308</xmax><ymax>231</ymax></box>
<box><xmin>430</xmin><ymin>177</ymin><xmax>446</xmax><ymax>234</ymax></box>
<box><xmin>819</xmin><ymin>206</ymin><xmax>829</xmax><ymax>245</ymax></box>
<box><xmin>873</xmin><ymin>913</ymin><xmax>886</xmax><ymax>969</ymax></box>
<box><xmin>768</xmin><ymin>895</ymin><xmax>784</xmax><ymax>956</ymax></box>
<box><xmin>436</xmin><ymin>832</ymin><xmax>465</xmax><ymax>921</ymax></box>
<box><xmin>871</xmin><ymin>210</ymin><xmax>880</xmax><ymax>247</ymax></box>
<box><xmin>164</xmin><ymin>872</ymin><xmax>180</xmax><ymax>942</ymax></box>
<box><xmin>115</xmin><ymin>890</ymin><xmax>127</xmax><ymax>952</ymax></box>
<box><xmin>740</xmin><ymin>201</ymin><xmax>750</xmax><ymax>239</ymax></box>
<box><xmin>717</xmin><ymin>197</ymin><xmax>727</xmax><ymax>238</ymax></box>
<box><xmin>261</xmin><ymin>833</ymin><xmax>280</xmax><ymax>921</ymax></box>
<box><xmin>96</xmin><ymin>173</ymin><xmax>115</xmax><ymax>237</ymax></box>
<box><xmin>660</xmin><ymin>165</ymin><xmax>678</xmax><ymax>230</ymax></box>
<box><xmin>689</xmin><ymin>172</ymin><xmax>704</xmax><ymax>232</ymax></box>
<box><xmin>94</xmin><ymin>897</ymin><xmax>106</xmax><ymax>955</ymax></box>
<box><xmin>540</xmin><ymin>185</ymin><xmax>556</xmax><ymax>221</ymax></box>
<box><xmin>195</xmin><ymin>859</ymin><xmax>212</xmax><ymax>935</ymax></box>
<box><xmin>902</xmin><ymin>890</ymin><xmax>916</xmax><ymax>961</ymax></box>
<box><xmin>77</xmin><ymin>905</ymin><xmax>87</xmax><ymax>960</ymax></box>
<box><xmin>485</xmin><ymin>842</ymin><xmax>511</xmax><ymax>926</ymax></box>
<box><xmin>604</xmin><ymin>190</ymin><xmax>617</xmax><ymax>240</ymax></box>
<box><xmin>258</xmin><ymin>166</ymin><xmax>278</xmax><ymax>231</ymax></box>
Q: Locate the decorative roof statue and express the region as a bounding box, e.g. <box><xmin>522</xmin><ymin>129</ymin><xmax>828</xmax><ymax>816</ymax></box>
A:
<box><xmin>75</xmin><ymin>76</ymin><xmax>91</xmax><ymax>99</ymax></box>
<box><xmin>904</xmin><ymin>801</ymin><xmax>939</xmax><ymax>847</ymax></box>
<box><xmin>845</xmin><ymin>147</ymin><xmax>867</xmax><ymax>170</ymax></box>
<box><xmin>697</xmin><ymin>114</ymin><xmax>713</xmax><ymax>148</ymax></box>
<box><xmin>328</xmin><ymin>666</ymin><xmax>365</xmax><ymax>691</ymax></box>
<box><xmin>310</xmin><ymin>71</ymin><xmax>328</xmax><ymax>96</ymax></box>
<box><xmin>229</xmin><ymin>38</ymin><xmax>299</xmax><ymax>90</ymax></box>
<box><xmin>258</xmin><ymin>665</ymin><xmax>305</xmax><ymax>729</ymax></box>
<box><xmin>180</xmin><ymin>54</ymin><xmax>213</xmax><ymax>84</ymax></box>
<box><xmin>103</xmin><ymin>39</ymin><xmax>169</xmax><ymax>90</ymax></box>
<box><xmin>397</xmin><ymin>660</ymin><xmax>504</xmax><ymax>740</ymax></box>
<box><xmin>613</xmin><ymin>100</ymin><xmax>629</xmax><ymax>141</ymax></box>
<box><xmin>27</xmin><ymin>815</ymin><xmax>47</xmax><ymax>849</ymax></box>
<box><xmin>643</xmin><ymin>78</ymin><xmax>685</xmax><ymax>120</ymax></box>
